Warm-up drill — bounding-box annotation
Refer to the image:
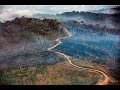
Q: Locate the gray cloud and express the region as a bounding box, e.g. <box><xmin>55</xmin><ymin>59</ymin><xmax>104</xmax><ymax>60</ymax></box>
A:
<box><xmin>0</xmin><ymin>5</ymin><xmax>119</xmax><ymax>22</ymax></box>
<box><xmin>0</xmin><ymin>6</ymin><xmax>5</xmax><ymax>13</ymax></box>
<box><xmin>0</xmin><ymin>5</ymin><xmax>12</xmax><ymax>13</ymax></box>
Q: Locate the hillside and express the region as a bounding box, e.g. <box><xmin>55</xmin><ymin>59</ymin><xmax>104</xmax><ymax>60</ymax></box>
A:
<box><xmin>90</xmin><ymin>6</ymin><xmax>120</xmax><ymax>14</ymax></box>
<box><xmin>33</xmin><ymin>11</ymin><xmax>120</xmax><ymax>29</ymax></box>
<box><xmin>0</xmin><ymin>17</ymin><xmax>68</xmax><ymax>49</ymax></box>
<box><xmin>62</xmin><ymin>20</ymin><xmax>120</xmax><ymax>35</ymax></box>
<box><xmin>0</xmin><ymin>17</ymin><xmax>68</xmax><ymax>70</ymax></box>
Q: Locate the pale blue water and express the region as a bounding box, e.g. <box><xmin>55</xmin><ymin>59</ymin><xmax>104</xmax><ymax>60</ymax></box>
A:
<box><xmin>53</xmin><ymin>27</ymin><xmax>120</xmax><ymax>61</ymax></box>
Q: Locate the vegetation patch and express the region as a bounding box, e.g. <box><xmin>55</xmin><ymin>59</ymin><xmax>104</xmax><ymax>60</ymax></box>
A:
<box><xmin>0</xmin><ymin>61</ymin><xmax>100</xmax><ymax>85</ymax></box>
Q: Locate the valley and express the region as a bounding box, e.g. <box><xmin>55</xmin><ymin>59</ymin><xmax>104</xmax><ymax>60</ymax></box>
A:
<box><xmin>0</xmin><ymin>6</ymin><xmax>120</xmax><ymax>85</ymax></box>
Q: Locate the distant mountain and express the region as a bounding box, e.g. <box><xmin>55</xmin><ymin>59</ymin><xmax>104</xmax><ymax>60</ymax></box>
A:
<box><xmin>57</xmin><ymin>11</ymin><xmax>81</xmax><ymax>17</ymax></box>
<box><xmin>57</xmin><ymin>10</ymin><xmax>120</xmax><ymax>17</ymax></box>
<box><xmin>33</xmin><ymin>14</ymin><xmax>56</xmax><ymax>20</ymax></box>
<box><xmin>57</xmin><ymin>11</ymin><xmax>120</xmax><ymax>29</ymax></box>
<box><xmin>33</xmin><ymin>9</ymin><xmax>120</xmax><ymax>29</ymax></box>
<box><xmin>90</xmin><ymin>6</ymin><xmax>120</xmax><ymax>14</ymax></box>
<box><xmin>62</xmin><ymin>20</ymin><xmax>120</xmax><ymax>35</ymax></box>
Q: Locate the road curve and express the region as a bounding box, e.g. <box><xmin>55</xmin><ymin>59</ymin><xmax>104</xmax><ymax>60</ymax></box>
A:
<box><xmin>47</xmin><ymin>28</ymin><xmax>109</xmax><ymax>85</ymax></box>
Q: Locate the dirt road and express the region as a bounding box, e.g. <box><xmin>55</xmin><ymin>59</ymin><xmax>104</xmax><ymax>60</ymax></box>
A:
<box><xmin>47</xmin><ymin>28</ymin><xmax>109</xmax><ymax>85</ymax></box>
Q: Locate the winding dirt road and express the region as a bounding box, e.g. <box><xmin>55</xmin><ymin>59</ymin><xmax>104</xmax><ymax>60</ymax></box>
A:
<box><xmin>47</xmin><ymin>28</ymin><xmax>110</xmax><ymax>85</ymax></box>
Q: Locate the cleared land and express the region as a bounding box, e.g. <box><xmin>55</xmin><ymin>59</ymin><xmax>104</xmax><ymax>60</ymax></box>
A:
<box><xmin>0</xmin><ymin>61</ymin><xmax>100</xmax><ymax>85</ymax></box>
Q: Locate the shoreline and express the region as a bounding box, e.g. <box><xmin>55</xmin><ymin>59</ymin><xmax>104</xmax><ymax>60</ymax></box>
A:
<box><xmin>47</xmin><ymin>27</ymin><xmax>110</xmax><ymax>85</ymax></box>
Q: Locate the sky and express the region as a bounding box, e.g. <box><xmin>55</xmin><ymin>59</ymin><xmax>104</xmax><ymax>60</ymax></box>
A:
<box><xmin>0</xmin><ymin>5</ymin><xmax>119</xmax><ymax>22</ymax></box>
